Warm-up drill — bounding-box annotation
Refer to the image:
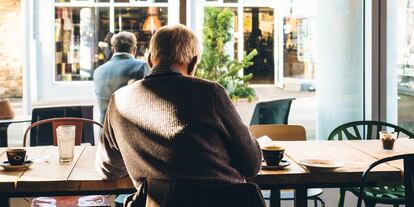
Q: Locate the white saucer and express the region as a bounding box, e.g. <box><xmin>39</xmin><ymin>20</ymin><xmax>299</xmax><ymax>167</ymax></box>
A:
<box><xmin>262</xmin><ymin>160</ymin><xmax>291</xmax><ymax>170</ymax></box>
<box><xmin>0</xmin><ymin>160</ymin><xmax>33</xmax><ymax>171</ymax></box>
<box><xmin>298</xmin><ymin>159</ymin><xmax>344</xmax><ymax>172</ymax></box>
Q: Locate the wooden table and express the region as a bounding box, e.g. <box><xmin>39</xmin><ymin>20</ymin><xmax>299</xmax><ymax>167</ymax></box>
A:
<box><xmin>0</xmin><ymin>115</ymin><xmax>31</xmax><ymax>147</ymax></box>
<box><xmin>0</xmin><ymin>140</ymin><xmax>412</xmax><ymax>207</ymax></box>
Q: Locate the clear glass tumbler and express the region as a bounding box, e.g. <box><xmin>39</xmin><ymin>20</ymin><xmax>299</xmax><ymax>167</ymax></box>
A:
<box><xmin>56</xmin><ymin>125</ymin><xmax>76</xmax><ymax>162</ymax></box>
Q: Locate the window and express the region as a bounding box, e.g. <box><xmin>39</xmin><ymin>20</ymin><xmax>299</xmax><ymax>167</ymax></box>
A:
<box><xmin>243</xmin><ymin>7</ymin><xmax>274</xmax><ymax>84</ymax></box>
<box><xmin>197</xmin><ymin>0</ymin><xmax>365</xmax><ymax>139</ymax></box>
<box><xmin>53</xmin><ymin>0</ymin><xmax>173</xmax><ymax>82</ymax></box>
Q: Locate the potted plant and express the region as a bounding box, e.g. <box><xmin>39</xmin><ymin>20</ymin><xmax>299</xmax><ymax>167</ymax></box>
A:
<box><xmin>196</xmin><ymin>7</ymin><xmax>257</xmax><ymax>102</ymax></box>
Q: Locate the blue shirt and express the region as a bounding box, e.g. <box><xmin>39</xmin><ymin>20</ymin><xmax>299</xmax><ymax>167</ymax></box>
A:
<box><xmin>93</xmin><ymin>53</ymin><xmax>149</xmax><ymax>123</ymax></box>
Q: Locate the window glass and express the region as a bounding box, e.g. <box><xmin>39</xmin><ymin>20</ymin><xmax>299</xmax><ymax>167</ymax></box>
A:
<box><xmin>283</xmin><ymin>17</ymin><xmax>315</xmax><ymax>80</ymax></box>
<box><xmin>55</xmin><ymin>7</ymin><xmax>110</xmax><ymax>81</ymax></box>
<box><xmin>114</xmin><ymin>7</ymin><xmax>168</xmax><ymax>60</ymax></box>
<box><xmin>200</xmin><ymin>0</ymin><xmax>364</xmax><ymax>139</ymax></box>
<box><xmin>54</xmin><ymin>2</ymin><xmax>169</xmax><ymax>82</ymax></box>
<box><xmin>390</xmin><ymin>0</ymin><xmax>414</xmax><ymax>132</ymax></box>
<box><xmin>243</xmin><ymin>7</ymin><xmax>274</xmax><ymax>84</ymax></box>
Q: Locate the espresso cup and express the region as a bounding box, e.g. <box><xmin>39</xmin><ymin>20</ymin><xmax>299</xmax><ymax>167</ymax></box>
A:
<box><xmin>262</xmin><ymin>146</ymin><xmax>284</xmax><ymax>166</ymax></box>
<box><xmin>6</xmin><ymin>148</ymin><xmax>26</xmax><ymax>165</ymax></box>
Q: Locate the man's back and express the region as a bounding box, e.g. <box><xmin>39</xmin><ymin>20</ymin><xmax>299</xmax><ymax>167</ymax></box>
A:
<box><xmin>98</xmin><ymin>66</ymin><xmax>261</xmax><ymax>185</ymax></box>
<box><xmin>93</xmin><ymin>53</ymin><xmax>149</xmax><ymax>123</ymax></box>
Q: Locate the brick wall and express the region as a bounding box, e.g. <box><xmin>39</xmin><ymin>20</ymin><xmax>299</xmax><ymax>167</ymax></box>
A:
<box><xmin>0</xmin><ymin>0</ymin><xmax>22</xmax><ymax>98</ymax></box>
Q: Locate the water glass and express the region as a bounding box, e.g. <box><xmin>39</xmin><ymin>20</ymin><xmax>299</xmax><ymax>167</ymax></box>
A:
<box><xmin>56</xmin><ymin>125</ymin><xmax>76</xmax><ymax>162</ymax></box>
<box><xmin>379</xmin><ymin>131</ymin><xmax>397</xmax><ymax>151</ymax></box>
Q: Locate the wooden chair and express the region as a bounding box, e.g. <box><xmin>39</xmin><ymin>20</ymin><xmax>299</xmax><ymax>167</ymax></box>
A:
<box><xmin>30</xmin><ymin>105</ymin><xmax>95</xmax><ymax>146</ymax></box>
<box><xmin>249</xmin><ymin>124</ymin><xmax>306</xmax><ymax>141</ymax></box>
<box><xmin>23</xmin><ymin>117</ymin><xmax>103</xmax><ymax>147</ymax></box>
<box><xmin>328</xmin><ymin>120</ymin><xmax>414</xmax><ymax>207</ymax></box>
<box><xmin>249</xmin><ymin>124</ymin><xmax>325</xmax><ymax>207</ymax></box>
<box><xmin>23</xmin><ymin>118</ymin><xmax>107</xmax><ymax>207</ymax></box>
<box><xmin>250</xmin><ymin>98</ymin><xmax>295</xmax><ymax>125</ymax></box>
<box><xmin>357</xmin><ymin>153</ymin><xmax>414</xmax><ymax>207</ymax></box>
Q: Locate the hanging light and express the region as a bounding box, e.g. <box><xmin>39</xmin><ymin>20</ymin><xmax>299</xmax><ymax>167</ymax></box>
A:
<box><xmin>143</xmin><ymin>7</ymin><xmax>162</xmax><ymax>34</ymax></box>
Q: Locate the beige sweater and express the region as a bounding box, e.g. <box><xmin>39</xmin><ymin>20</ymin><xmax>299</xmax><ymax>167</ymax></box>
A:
<box><xmin>95</xmin><ymin>65</ymin><xmax>262</xmax><ymax>188</ymax></box>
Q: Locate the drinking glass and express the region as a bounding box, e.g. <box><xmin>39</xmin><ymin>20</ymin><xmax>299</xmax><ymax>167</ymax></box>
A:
<box><xmin>379</xmin><ymin>131</ymin><xmax>397</xmax><ymax>151</ymax></box>
<box><xmin>56</xmin><ymin>125</ymin><xmax>76</xmax><ymax>162</ymax></box>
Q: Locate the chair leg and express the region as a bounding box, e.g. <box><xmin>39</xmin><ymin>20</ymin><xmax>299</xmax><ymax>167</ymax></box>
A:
<box><xmin>338</xmin><ymin>188</ymin><xmax>346</xmax><ymax>207</ymax></box>
<box><xmin>364</xmin><ymin>200</ymin><xmax>376</xmax><ymax>207</ymax></box>
<box><xmin>313</xmin><ymin>197</ymin><xmax>325</xmax><ymax>207</ymax></box>
<box><xmin>313</xmin><ymin>198</ymin><xmax>318</xmax><ymax>207</ymax></box>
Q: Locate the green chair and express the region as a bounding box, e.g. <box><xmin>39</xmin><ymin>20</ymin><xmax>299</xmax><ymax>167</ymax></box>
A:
<box><xmin>328</xmin><ymin>120</ymin><xmax>414</xmax><ymax>207</ymax></box>
<box><xmin>357</xmin><ymin>153</ymin><xmax>414</xmax><ymax>207</ymax></box>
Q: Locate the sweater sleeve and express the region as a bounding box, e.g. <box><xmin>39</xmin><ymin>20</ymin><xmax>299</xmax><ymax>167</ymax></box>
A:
<box><xmin>214</xmin><ymin>84</ymin><xmax>262</xmax><ymax>177</ymax></box>
<box><xmin>95</xmin><ymin>97</ymin><xmax>128</xmax><ymax>180</ymax></box>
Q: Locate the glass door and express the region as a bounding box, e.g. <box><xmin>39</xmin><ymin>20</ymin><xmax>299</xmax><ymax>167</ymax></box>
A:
<box><xmin>388</xmin><ymin>0</ymin><xmax>414</xmax><ymax>132</ymax></box>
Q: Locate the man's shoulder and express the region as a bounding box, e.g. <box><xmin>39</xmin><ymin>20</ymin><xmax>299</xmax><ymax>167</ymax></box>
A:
<box><xmin>113</xmin><ymin>79</ymin><xmax>143</xmax><ymax>97</ymax></box>
<box><xmin>183</xmin><ymin>76</ymin><xmax>222</xmax><ymax>89</ymax></box>
<box><xmin>95</xmin><ymin>59</ymin><xmax>147</xmax><ymax>74</ymax></box>
<box><xmin>110</xmin><ymin>58</ymin><xmax>147</xmax><ymax>67</ymax></box>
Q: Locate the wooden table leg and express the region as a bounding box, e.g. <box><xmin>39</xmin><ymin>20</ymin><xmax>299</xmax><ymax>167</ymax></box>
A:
<box><xmin>295</xmin><ymin>187</ymin><xmax>307</xmax><ymax>207</ymax></box>
<box><xmin>269</xmin><ymin>188</ymin><xmax>281</xmax><ymax>207</ymax></box>
<box><xmin>0</xmin><ymin>195</ymin><xmax>10</xmax><ymax>207</ymax></box>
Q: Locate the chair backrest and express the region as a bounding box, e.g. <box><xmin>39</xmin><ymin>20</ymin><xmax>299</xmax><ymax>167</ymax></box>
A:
<box><xmin>250</xmin><ymin>98</ymin><xmax>295</xmax><ymax>125</ymax></box>
<box><xmin>249</xmin><ymin>124</ymin><xmax>306</xmax><ymax>141</ymax></box>
<box><xmin>23</xmin><ymin>117</ymin><xmax>103</xmax><ymax>147</ymax></box>
<box><xmin>30</xmin><ymin>106</ymin><xmax>95</xmax><ymax>146</ymax></box>
<box><xmin>141</xmin><ymin>180</ymin><xmax>266</xmax><ymax>207</ymax></box>
<box><xmin>357</xmin><ymin>153</ymin><xmax>414</xmax><ymax>207</ymax></box>
<box><xmin>328</xmin><ymin>120</ymin><xmax>414</xmax><ymax>140</ymax></box>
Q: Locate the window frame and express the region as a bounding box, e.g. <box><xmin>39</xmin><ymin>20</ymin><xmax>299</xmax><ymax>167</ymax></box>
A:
<box><xmin>52</xmin><ymin>0</ymin><xmax>179</xmax><ymax>84</ymax></box>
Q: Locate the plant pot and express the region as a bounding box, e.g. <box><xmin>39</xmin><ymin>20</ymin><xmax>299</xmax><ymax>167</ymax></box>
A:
<box><xmin>0</xmin><ymin>99</ymin><xmax>15</xmax><ymax>119</ymax></box>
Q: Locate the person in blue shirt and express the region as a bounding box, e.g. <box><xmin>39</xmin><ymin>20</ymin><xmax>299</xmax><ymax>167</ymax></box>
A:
<box><xmin>93</xmin><ymin>31</ymin><xmax>149</xmax><ymax>123</ymax></box>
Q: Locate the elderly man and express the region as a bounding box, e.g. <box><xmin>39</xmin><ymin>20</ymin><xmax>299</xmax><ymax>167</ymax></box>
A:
<box><xmin>93</xmin><ymin>31</ymin><xmax>149</xmax><ymax>124</ymax></box>
<box><xmin>96</xmin><ymin>25</ymin><xmax>262</xmax><ymax>205</ymax></box>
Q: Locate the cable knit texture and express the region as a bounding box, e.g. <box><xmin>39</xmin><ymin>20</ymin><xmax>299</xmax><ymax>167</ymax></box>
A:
<box><xmin>95</xmin><ymin>65</ymin><xmax>262</xmax><ymax>188</ymax></box>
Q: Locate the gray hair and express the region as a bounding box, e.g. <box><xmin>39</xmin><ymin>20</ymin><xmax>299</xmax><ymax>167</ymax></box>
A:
<box><xmin>149</xmin><ymin>24</ymin><xmax>200</xmax><ymax>65</ymax></box>
<box><xmin>111</xmin><ymin>31</ymin><xmax>137</xmax><ymax>53</ymax></box>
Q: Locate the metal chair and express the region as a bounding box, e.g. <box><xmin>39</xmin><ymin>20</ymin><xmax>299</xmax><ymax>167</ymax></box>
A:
<box><xmin>249</xmin><ymin>124</ymin><xmax>325</xmax><ymax>207</ymax></box>
<box><xmin>328</xmin><ymin>120</ymin><xmax>414</xmax><ymax>140</ymax></box>
<box><xmin>23</xmin><ymin>117</ymin><xmax>107</xmax><ymax>207</ymax></box>
<box><xmin>23</xmin><ymin>117</ymin><xmax>102</xmax><ymax>147</ymax></box>
<box><xmin>250</xmin><ymin>98</ymin><xmax>295</xmax><ymax>125</ymax></box>
<box><xmin>356</xmin><ymin>153</ymin><xmax>414</xmax><ymax>207</ymax></box>
<box><xmin>29</xmin><ymin>106</ymin><xmax>95</xmax><ymax>146</ymax></box>
<box><xmin>328</xmin><ymin>120</ymin><xmax>414</xmax><ymax>207</ymax></box>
